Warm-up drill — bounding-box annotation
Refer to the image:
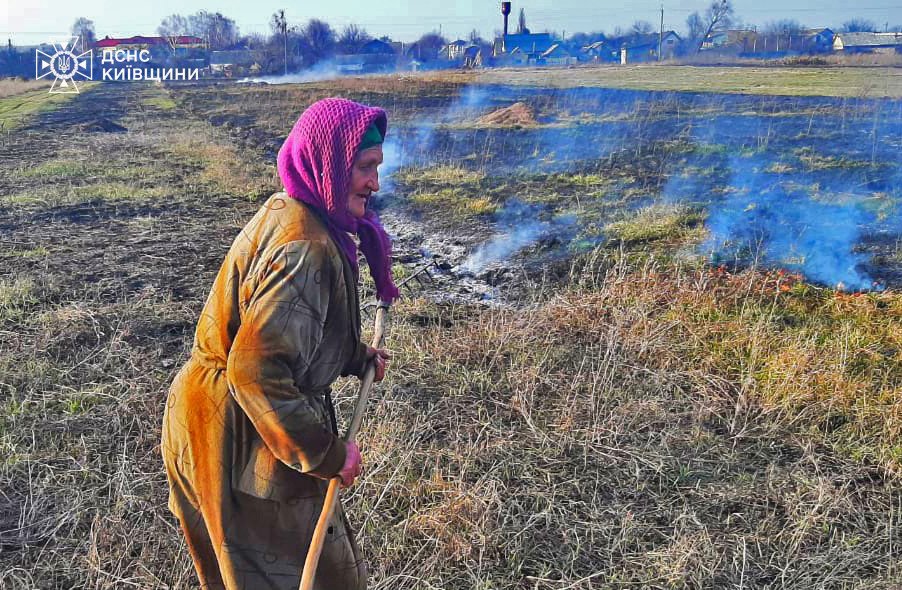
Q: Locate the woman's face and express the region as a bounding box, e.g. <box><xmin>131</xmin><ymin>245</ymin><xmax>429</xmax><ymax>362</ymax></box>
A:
<box><xmin>347</xmin><ymin>145</ymin><xmax>383</xmax><ymax>219</ymax></box>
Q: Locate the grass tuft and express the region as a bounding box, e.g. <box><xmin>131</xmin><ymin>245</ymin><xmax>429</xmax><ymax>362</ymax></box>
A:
<box><xmin>605</xmin><ymin>204</ymin><xmax>706</xmax><ymax>244</ymax></box>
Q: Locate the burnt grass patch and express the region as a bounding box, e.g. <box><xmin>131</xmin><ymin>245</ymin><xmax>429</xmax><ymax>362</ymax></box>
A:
<box><xmin>0</xmin><ymin>78</ymin><xmax>900</xmax><ymax>588</ymax></box>
<box><xmin>174</xmin><ymin>79</ymin><xmax>902</xmax><ymax>290</ymax></box>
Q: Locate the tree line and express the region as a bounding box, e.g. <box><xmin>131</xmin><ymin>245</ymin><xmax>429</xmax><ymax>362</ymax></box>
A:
<box><xmin>2</xmin><ymin>3</ymin><xmax>901</xmax><ymax>78</ymax></box>
<box><xmin>67</xmin><ymin>3</ymin><xmax>902</xmax><ymax>62</ymax></box>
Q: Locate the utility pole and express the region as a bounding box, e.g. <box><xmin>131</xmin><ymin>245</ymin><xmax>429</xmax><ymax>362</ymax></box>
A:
<box><xmin>658</xmin><ymin>3</ymin><xmax>664</xmax><ymax>61</ymax></box>
<box><xmin>272</xmin><ymin>10</ymin><xmax>289</xmax><ymax>76</ymax></box>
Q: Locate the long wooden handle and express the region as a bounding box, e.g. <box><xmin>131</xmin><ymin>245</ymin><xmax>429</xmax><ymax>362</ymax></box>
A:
<box><xmin>299</xmin><ymin>303</ymin><xmax>390</xmax><ymax>590</ymax></box>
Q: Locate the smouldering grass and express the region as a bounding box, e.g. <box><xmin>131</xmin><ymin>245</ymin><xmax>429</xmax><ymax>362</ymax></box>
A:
<box><xmin>395</xmin><ymin>164</ymin><xmax>485</xmax><ymax>187</ymax></box>
<box><xmin>606</xmin><ymin>204</ymin><xmax>706</xmax><ymax>244</ymax></box>
<box><xmin>545</xmin><ymin>172</ymin><xmax>609</xmax><ymax>189</ymax></box>
<box><xmin>795</xmin><ymin>147</ymin><xmax>877</xmax><ymax>171</ymax></box>
<box><xmin>408</xmin><ymin>188</ymin><xmax>499</xmax><ymax>219</ymax></box>
<box><xmin>692</xmin><ymin>143</ymin><xmax>729</xmax><ymax>156</ymax></box>
<box><xmin>766</xmin><ymin>162</ymin><xmax>795</xmax><ymax>174</ymax></box>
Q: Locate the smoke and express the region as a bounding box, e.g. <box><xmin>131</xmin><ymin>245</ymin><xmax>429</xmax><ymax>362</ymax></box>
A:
<box><xmin>703</xmin><ymin>156</ymin><xmax>877</xmax><ymax>290</ymax></box>
<box><xmin>238</xmin><ymin>59</ymin><xmax>368</xmax><ymax>85</ymax></box>
<box><xmin>460</xmin><ymin>200</ymin><xmax>576</xmax><ymax>273</ymax></box>
<box><xmin>653</xmin><ymin>95</ymin><xmax>899</xmax><ymax>290</ymax></box>
<box><xmin>378</xmin><ymin>137</ymin><xmax>403</xmax><ymax>194</ymax></box>
<box><xmin>381</xmin><ymin>83</ymin><xmax>901</xmax><ymax>289</ymax></box>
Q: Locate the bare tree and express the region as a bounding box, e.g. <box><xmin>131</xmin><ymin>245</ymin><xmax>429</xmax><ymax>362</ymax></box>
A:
<box><xmin>468</xmin><ymin>29</ymin><xmax>482</xmax><ymax>45</ymax></box>
<box><xmin>188</xmin><ymin>11</ymin><xmax>238</xmax><ymax>50</ymax></box>
<box><xmin>338</xmin><ymin>24</ymin><xmax>370</xmax><ymax>54</ymax></box>
<box><xmin>158</xmin><ymin>14</ymin><xmax>189</xmax><ymax>50</ymax></box>
<box><xmin>70</xmin><ymin>18</ymin><xmax>95</xmax><ymax>53</ymax></box>
<box><xmin>303</xmin><ymin>19</ymin><xmax>336</xmax><ymax>63</ymax></box>
<box><xmin>632</xmin><ymin>20</ymin><xmax>655</xmax><ymax>35</ymax></box>
<box><xmin>763</xmin><ymin>19</ymin><xmax>805</xmax><ymax>36</ymax></box>
<box><xmin>517</xmin><ymin>8</ymin><xmax>528</xmax><ymax>34</ymax></box>
<box><xmin>683</xmin><ymin>12</ymin><xmax>706</xmax><ymax>53</ymax></box>
<box><xmin>694</xmin><ymin>0</ymin><xmax>734</xmax><ymax>53</ymax></box>
<box><xmin>413</xmin><ymin>32</ymin><xmax>447</xmax><ymax>60</ymax></box>
<box><xmin>686</xmin><ymin>13</ymin><xmax>705</xmax><ymax>39</ymax></box>
<box><xmin>241</xmin><ymin>33</ymin><xmax>268</xmax><ymax>50</ymax></box>
<box><xmin>158</xmin><ymin>11</ymin><xmax>238</xmax><ymax>52</ymax></box>
<box><xmin>842</xmin><ymin>19</ymin><xmax>876</xmax><ymax>32</ymax></box>
<box><xmin>762</xmin><ymin>19</ymin><xmax>806</xmax><ymax>50</ymax></box>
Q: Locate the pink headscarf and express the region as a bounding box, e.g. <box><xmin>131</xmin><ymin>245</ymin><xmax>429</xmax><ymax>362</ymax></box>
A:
<box><xmin>277</xmin><ymin>98</ymin><xmax>399</xmax><ymax>303</ymax></box>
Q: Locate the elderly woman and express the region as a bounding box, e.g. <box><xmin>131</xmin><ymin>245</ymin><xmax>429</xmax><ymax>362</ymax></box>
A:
<box><xmin>161</xmin><ymin>98</ymin><xmax>398</xmax><ymax>590</ymax></box>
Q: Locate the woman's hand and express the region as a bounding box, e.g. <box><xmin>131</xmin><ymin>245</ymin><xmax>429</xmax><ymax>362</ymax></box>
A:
<box><xmin>365</xmin><ymin>346</ymin><xmax>392</xmax><ymax>382</ymax></box>
<box><xmin>337</xmin><ymin>441</ymin><xmax>362</xmax><ymax>488</ymax></box>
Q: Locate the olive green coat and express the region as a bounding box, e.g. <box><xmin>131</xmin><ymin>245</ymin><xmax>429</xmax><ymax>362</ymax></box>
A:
<box><xmin>162</xmin><ymin>193</ymin><xmax>369</xmax><ymax>589</ymax></box>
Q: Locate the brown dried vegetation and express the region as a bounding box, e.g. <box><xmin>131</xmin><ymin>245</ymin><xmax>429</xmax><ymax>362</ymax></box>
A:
<box><xmin>0</xmin><ymin>78</ymin><xmax>899</xmax><ymax>590</ymax></box>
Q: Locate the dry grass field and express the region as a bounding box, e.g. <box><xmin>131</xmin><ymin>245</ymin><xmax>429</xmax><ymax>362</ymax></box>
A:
<box><xmin>0</xmin><ymin>73</ymin><xmax>900</xmax><ymax>589</ymax></box>
<box><xmin>413</xmin><ymin>65</ymin><xmax>902</xmax><ymax>98</ymax></box>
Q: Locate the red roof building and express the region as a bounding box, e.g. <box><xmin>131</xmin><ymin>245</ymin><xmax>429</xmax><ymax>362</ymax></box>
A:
<box><xmin>93</xmin><ymin>35</ymin><xmax>206</xmax><ymax>49</ymax></box>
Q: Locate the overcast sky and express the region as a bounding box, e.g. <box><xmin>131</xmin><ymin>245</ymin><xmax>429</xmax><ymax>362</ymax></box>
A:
<box><xmin>3</xmin><ymin>0</ymin><xmax>901</xmax><ymax>46</ymax></box>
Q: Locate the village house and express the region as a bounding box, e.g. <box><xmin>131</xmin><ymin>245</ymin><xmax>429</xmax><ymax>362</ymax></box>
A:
<box><xmin>702</xmin><ymin>29</ymin><xmax>757</xmax><ymax>52</ymax></box>
<box><xmin>94</xmin><ymin>35</ymin><xmax>205</xmax><ymax>52</ymax></box>
<box><xmin>335</xmin><ymin>38</ymin><xmax>398</xmax><ymax>74</ymax></box>
<box><xmin>493</xmin><ymin>32</ymin><xmax>555</xmax><ymax>58</ymax></box>
<box><xmin>805</xmin><ymin>28</ymin><xmax>835</xmax><ymax>52</ymax></box>
<box><xmin>833</xmin><ymin>32</ymin><xmax>902</xmax><ymax>53</ymax></box>
<box><xmin>499</xmin><ymin>46</ymin><xmax>529</xmax><ymax>66</ymax></box>
<box><xmin>539</xmin><ymin>43</ymin><xmax>576</xmax><ymax>66</ymax></box>
<box><xmin>587</xmin><ymin>31</ymin><xmax>680</xmax><ymax>64</ymax></box>
<box><xmin>462</xmin><ymin>45</ymin><xmax>483</xmax><ymax>68</ymax></box>
<box><xmin>405</xmin><ymin>41</ymin><xmax>439</xmax><ymax>63</ymax></box>
<box><xmin>443</xmin><ymin>39</ymin><xmax>469</xmax><ymax>60</ymax></box>
<box><xmin>581</xmin><ymin>40</ymin><xmax>607</xmax><ymax>62</ymax></box>
<box><xmin>703</xmin><ymin>27</ymin><xmax>834</xmax><ymax>55</ymax></box>
<box><xmin>209</xmin><ymin>49</ymin><xmax>260</xmax><ymax>76</ymax></box>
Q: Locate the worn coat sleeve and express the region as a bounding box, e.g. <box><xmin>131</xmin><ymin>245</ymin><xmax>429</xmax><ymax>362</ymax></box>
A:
<box><xmin>226</xmin><ymin>240</ymin><xmax>346</xmax><ymax>479</ymax></box>
<box><xmin>341</xmin><ymin>340</ymin><xmax>370</xmax><ymax>378</ymax></box>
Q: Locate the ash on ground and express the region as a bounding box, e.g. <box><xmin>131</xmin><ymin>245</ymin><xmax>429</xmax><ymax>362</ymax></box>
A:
<box><xmin>378</xmin><ymin>208</ymin><xmax>569</xmax><ymax>306</ymax></box>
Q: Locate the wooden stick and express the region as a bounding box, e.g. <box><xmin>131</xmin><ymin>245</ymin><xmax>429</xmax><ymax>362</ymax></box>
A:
<box><xmin>299</xmin><ymin>303</ymin><xmax>390</xmax><ymax>590</ymax></box>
